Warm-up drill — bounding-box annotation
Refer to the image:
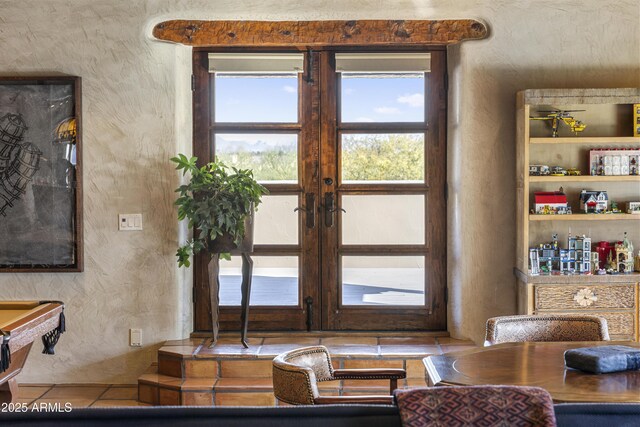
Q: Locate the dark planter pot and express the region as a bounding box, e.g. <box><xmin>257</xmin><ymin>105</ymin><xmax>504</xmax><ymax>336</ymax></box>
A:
<box><xmin>207</xmin><ymin>211</ymin><xmax>254</xmax><ymax>254</ymax></box>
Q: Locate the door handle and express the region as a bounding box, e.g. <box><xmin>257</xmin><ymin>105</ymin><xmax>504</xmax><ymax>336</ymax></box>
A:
<box><xmin>294</xmin><ymin>193</ymin><xmax>316</xmax><ymax>228</ymax></box>
<box><xmin>324</xmin><ymin>192</ymin><xmax>345</xmax><ymax>227</ymax></box>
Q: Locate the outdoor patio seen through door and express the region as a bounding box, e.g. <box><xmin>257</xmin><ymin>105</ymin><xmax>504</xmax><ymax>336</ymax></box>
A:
<box><xmin>192</xmin><ymin>48</ymin><xmax>446</xmax><ymax>332</ymax></box>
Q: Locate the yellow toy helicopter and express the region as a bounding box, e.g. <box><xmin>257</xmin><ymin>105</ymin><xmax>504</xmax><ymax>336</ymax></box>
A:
<box><xmin>530</xmin><ymin>110</ymin><xmax>587</xmax><ymax>137</ymax></box>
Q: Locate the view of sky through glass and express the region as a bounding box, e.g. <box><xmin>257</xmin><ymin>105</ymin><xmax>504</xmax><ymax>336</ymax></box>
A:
<box><xmin>214</xmin><ymin>74</ymin><xmax>298</xmax><ymax>122</ymax></box>
<box><xmin>341</xmin><ymin>74</ymin><xmax>424</xmax><ymax>123</ymax></box>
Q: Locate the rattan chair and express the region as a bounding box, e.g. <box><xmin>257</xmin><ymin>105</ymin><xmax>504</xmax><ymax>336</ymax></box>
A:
<box><xmin>272</xmin><ymin>345</ymin><xmax>406</xmax><ymax>405</ymax></box>
<box><xmin>484</xmin><ymin>314</ymin><xmax>610</xmax><ymax>346</ymax></box>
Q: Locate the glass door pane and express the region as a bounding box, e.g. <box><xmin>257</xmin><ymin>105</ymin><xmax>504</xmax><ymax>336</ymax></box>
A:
<box><xmin>341</xmin><ymin>133</ymin><xmax>425</xmax><ymax>183</ymax></box>
<box><xmin>341</xmin><ymin>195</ymin><xmax>425</xmax><ymax>245</ymax></box>
<box><xmin>220</xmin><ymin>256</ymin><xmax>299</xmax><ymax>306</ymax></box>
<box><xmin>215</xmin><ymin>133</ymin><xmax>298</xmax><ymax>184</ymax></box>
<box><xmin>341</xmin><ymin>256</ymin><xmax>425</xmax><ymax>306</ymax></box>
<box><xmin>214</xmin><ymin>74</ymin><xmax>299</xmax><ymax>123</ymax></box>
<box><xmin>340</xmin><ymin>73</ymin><xmax>425</xmax><ymax>123</ymax></box>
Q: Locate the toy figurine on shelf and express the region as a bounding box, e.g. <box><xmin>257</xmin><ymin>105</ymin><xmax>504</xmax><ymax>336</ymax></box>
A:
<box><xmin>607</xmin><ymin>201</ymin><xmax>622</xmax><ymax>214</ymax></box>
<box><xmin>566</xmin><ymin>168</ymin><xmax>581</xmax><ymax>176</ymax></box>
<box><xmin>529</xmin><ymin>165</ymin><xmax>550</xmax><ymax>176</ymax></box>
<box><xmin>605</xmin><ymin>251</ymin><xmax>615</xmax><ymax>274</ymax></box>
<box><xmin>530</xmin><ymin>110</ymin><xmax>587</xmax><ymax>137</ymax></box>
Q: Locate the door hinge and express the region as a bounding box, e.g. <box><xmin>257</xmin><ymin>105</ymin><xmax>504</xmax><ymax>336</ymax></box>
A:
<box><xmin>304</xmin><ymin>49</ymin><xmax>314</xmax><ymax>84</ymax></box>
<box><xmin>191</xmin><ymin>74</ymin><xmax>195</xmax><ymax>91</ymax></box>
<box><xmin>305</xmin><ymin>296</ymin><xmax>313</xmax><ymax>331</ymax></box>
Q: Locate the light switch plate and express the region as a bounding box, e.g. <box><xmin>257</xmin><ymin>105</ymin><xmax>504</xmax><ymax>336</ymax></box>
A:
<box><xmin>119</xmin><ymin>214</ymin><xmax>143</xmax><ymax>231</ymax></box>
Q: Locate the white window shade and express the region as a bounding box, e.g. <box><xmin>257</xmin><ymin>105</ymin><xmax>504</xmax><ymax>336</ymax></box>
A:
<box><xmin>208</xmin><ymin>53</ymin><xmax>304</xmax><ymax>74</ymax></box>
<box><xmin>335</xmin><ymin>53</ymin><xmax>431</xmax><ymax>73</ymax></box>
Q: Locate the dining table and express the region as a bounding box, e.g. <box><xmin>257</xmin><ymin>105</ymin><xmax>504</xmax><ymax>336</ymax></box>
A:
<box><xmin>423</xmin><ymin>341</ymin><xmax>640</xmax><ymax>403</ymax></box>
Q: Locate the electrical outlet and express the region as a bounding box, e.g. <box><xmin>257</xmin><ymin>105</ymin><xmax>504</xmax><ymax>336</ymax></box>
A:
<box><xmin>130</xmin><ymin>328</ymin><xmax>142</xmax><ymax>347</ymax></box>
<box><xmin>119</xmin><ymin>214</ymin><xmax>143</xmax><ymax>231</ymax></box>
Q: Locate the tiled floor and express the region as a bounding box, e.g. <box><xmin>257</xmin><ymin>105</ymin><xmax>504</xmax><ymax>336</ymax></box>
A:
<box><xmin>17</xmin><ymin>384</ymin><xmax>146</xmax><ymax>408</ymax></box>
<box><xmin>22</xmin><ymin>335</ymin><xmax>477</xmax><ymax>407</ymax></box>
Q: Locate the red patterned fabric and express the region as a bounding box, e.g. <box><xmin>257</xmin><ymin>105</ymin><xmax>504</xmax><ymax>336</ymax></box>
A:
<box><xmin>394</xmin><ymin>386</ymin><xmax>556</xmax><ymax>427</ymax></box>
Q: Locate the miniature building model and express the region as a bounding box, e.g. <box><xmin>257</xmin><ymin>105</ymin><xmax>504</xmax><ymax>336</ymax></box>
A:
<box><xmin>568</xmin><ymin>235</ymin><xmax>591</xmax><ymax>274</ymax></box>
<box><xmin>534</xmin><ymin>191</ymin><xmax>568</xmax><ymax>214</ymax></box>
<box><xmin>529</xmin><ymin>233</ymin><xmax>592</xmax><ymax>275</ymax></box>
<box><xmin>579</xmin><ymin>190</ymin><xmax>608</xmax><ymax>213</ymax></box>
<box><xmin>615</xmin><ymin>234</ymin><xmax>635</xmax><ymax>273</ymax></box>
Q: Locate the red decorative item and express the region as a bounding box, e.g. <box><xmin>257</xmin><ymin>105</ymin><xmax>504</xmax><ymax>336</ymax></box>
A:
<box><xmin>596</xmin><ymin>241</ymin><xmax>612</xmax><ymax>269</ymax></box>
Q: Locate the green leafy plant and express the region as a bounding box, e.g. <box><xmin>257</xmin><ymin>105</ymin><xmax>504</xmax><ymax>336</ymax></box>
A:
<box><xmin>171</xmin><ymin>154</ymin><xmax>268</xmax><ymax>267</ymax></box>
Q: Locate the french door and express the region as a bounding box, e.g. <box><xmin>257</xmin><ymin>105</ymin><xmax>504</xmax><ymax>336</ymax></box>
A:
<box><xmin>192</xmin><ymin>48</ymin><xmax>446</xmax><ymax>332</ymax></box>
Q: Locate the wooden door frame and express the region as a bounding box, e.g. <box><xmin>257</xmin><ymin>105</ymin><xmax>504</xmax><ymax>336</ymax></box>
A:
<box><xmin>191</xmin><ymin>48</ymin><xmax>321</xmax><ymax>332</ymax></box>
<box><xmin>319</xmin><ymin>48</ymin><xmax>447</xmax><ymax>330</ymax></box>
<box><xmin>192</xmin><ymin>46</ymin><xmax>447</xmax><ymax>333</ymax></box>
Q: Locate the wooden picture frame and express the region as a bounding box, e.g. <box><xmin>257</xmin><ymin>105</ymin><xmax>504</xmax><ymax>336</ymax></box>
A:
<box><xmin>0</xmin><ymin>75</ymin><xmax>82</xmax><ymax>272</ymax></box>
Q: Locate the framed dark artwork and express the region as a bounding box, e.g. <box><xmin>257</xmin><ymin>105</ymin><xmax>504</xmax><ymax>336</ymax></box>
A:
<box><xmin>0</xmin><ymin>76</ymin><xmax>82</xmax><ymax>272</ymax></box>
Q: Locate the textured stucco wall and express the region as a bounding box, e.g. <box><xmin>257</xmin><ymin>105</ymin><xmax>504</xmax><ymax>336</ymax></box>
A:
<box><xmin>0</xmin><ymin>0</ymin><xmax>638</xmax><ymax>383</ymax></box>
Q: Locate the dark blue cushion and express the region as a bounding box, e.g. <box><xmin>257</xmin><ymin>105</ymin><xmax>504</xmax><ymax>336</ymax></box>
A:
<box><xmin>564</xmin><ymin>345</ymin><xmax>640</xmax><ymax>374</ymax></box>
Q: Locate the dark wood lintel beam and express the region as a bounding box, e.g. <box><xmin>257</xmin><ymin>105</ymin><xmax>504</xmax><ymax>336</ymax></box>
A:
<box><xmin>153</xmin><ymin>19</ymin><xmax>488</xmax><ymax>47</ymax></box>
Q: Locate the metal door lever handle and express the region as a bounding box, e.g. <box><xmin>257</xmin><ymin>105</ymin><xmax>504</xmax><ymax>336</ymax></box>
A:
<box><xmin>294</xmin><ymin>193</ymin><xmax>316</xmax><ymax>228</ymax></box>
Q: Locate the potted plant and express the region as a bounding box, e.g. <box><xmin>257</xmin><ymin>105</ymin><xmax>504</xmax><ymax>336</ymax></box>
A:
<box><xmin>171</xmin><ymin>154</ymin><xmax>268</xmax><ymax>266</ymax></box>
<box><xmin>171</xmin><ymin>154</ymin><xmax>268</xmax><ymax>345</ymax></box>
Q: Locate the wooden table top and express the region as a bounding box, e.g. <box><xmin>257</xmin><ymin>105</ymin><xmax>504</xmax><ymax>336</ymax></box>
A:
<box><xmin>424</xmin><ymin>341</ymin><xmax>640</xmax><ymax>403</ymax></box>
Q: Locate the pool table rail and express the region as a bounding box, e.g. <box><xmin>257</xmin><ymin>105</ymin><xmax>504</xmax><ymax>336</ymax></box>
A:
<box><xmin>0</xmin><ymin>301</ymin><xmax>65</xmax><ymax>404</ymax></box>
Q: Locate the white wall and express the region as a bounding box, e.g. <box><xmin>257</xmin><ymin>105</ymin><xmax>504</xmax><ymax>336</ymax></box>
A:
<box><xmin>0</xmin><ymin>0</ymin><xmax>637</xmax><ymax>383</ymax></box>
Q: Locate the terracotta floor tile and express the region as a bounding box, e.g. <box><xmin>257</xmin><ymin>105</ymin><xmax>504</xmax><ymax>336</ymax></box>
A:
<box><xmin>137</xmin><ymin>373</ymin><xmax>183</xmax><ymax>388</ymax></box>
<box><xmin>158</xmin><ymin>345</ymin><xmax>198</xmax><ymax>357</ymax></box>
<box><xmin>41</xmin><ymin>385</ymin><xmax>108</xmax><ymax>400</ymax></box>
<box><xmin>100</xmin><ymin>386</ymin><xmax>138</xmax><ymax>400</ymax></box>
<box><xmin>220</xmin><ymin>360</ymin><xmax>272</xmax><ymax>378</ymax></box>
<box><xmin>316</xmin><ymin>380</ymin><xmax>341</xmax><ymax>391</ymax></box>
<box><xmin>181</xmin><ymin>378</ymin><xmax>217</xmax><ymax>391</ymax></box>
<box><xmin>17</xmin><ymin>385</ymin><xmax>53</xmax><ymax>399</ymax></box>
<box><xmin>15</xmin><ymin>399</ymin><xmax>34</xmax><ymax>406</ymax></box>
<box><xmin>262</xmin><ymin>337</ymin><xmax>320</xmax><ymax>346</ymax></box>
<box><xmin>378</xmin><ymin>337</ymin><xmax>437</xmax><ymax>345</ymax></box>
<box><xmin>404</xmin><ymin>378</ymin><xmax>428</xmax><ymax>388</ymax></box>
<box><xmin>440</xmin><ymin>345</ymin><xmax>478</xmax><ymax>354</ymax></box>
<box><xmin>163</xmin><ymin>338</ymin><xmax>206</xmax><ymax>347</ymax></box>
<box><xmin>379</xmin><ymin>345</ymin><xmax>441</xmax><ymax>356</ymax></box>
<box><xmin>214</xmin><ymin>378</ymin><xmax>273</xmax><ymax>391</ymax></box>
<box><xmin>405</xmin><ymin>359</ymin><xmax>428</xmax><ymax>378</ymax></box>
<box><xmin>327</xmin><ymin>345</ymin><xmax>380</xmax><ymax>357</ymax></box>
<box><xmin>197</xmin><ymin>344</ymin><xmax>259</xmax><ymax>358</ymax></box>
<box><xmin>215</xmin><ymin>391</ymin><xmax>275</xmax><ymax>406</ymax></box>
<box><xmin>322</xmin><ymin>337</ymin><xmax>378</xmax><ymax>346</ymax></box>
<box><xmin>258</xmin><ymin>344</ymin><xmax>310</xmax><ymax>356</ymax></box>
<box><xmin>91</xmin><ymin>400</ymin><xmax>150</xmax><ymax>407</ymax></box>
<box><xmin>184</xmin><ymin>359</ymin><xmax>218</xmax><ymax>378</ymax></box>
<box><xmin>211</xmin><ymin>337</ymin><xmax>264</xmax><ymax>346</ymax></box>
<box><xmin>436</xmin><ymin>337</ymin><xmax>475</xmax><ymax>345</ymax></box>
<box><xmin>32</xmin><ymin>398</ymin><xmax>96</xmax><ymax>408</ymax></box>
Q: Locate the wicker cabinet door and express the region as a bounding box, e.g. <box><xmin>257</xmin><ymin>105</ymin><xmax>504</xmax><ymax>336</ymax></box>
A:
<box><xmin>535</xmin><ymin>285</ymin><xmax>636</xmax><ymax>311</ymax></box>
